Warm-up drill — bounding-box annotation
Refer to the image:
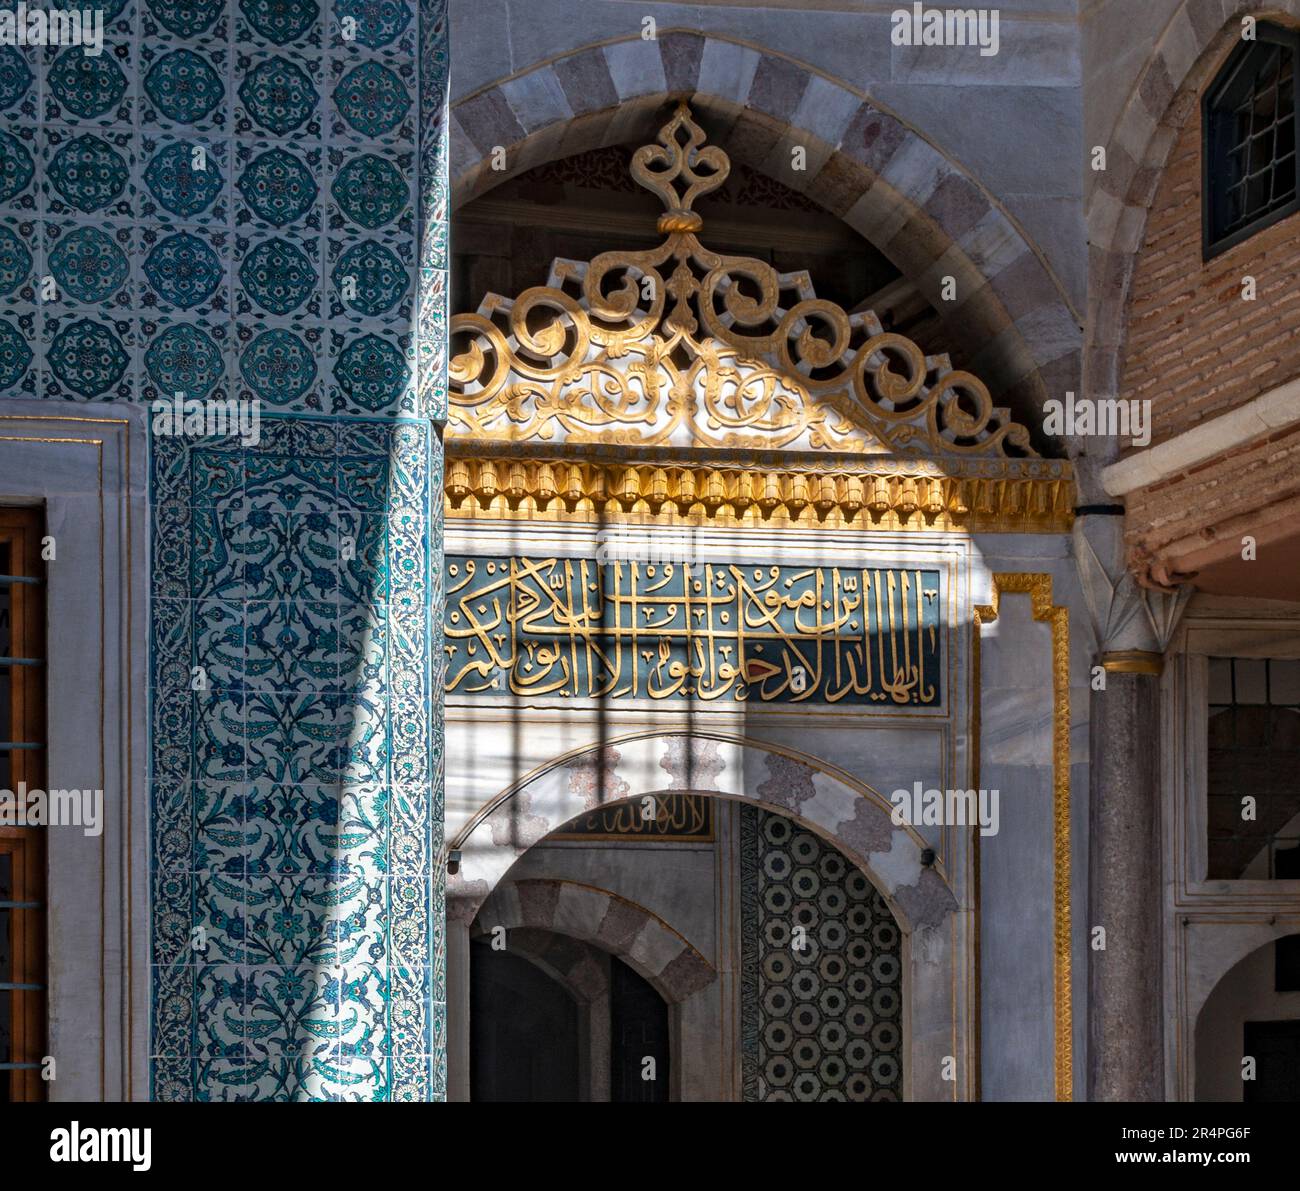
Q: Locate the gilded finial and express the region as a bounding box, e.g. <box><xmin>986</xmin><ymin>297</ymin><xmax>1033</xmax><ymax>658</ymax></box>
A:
<box><xmin>631</xmin><ymin>103</ymin><xmax>729</xmax><ymax>233</ymax></box>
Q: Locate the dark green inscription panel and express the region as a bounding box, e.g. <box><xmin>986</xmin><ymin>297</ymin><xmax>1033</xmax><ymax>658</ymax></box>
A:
<box><xmin>446</xmin><ymin>556</ymin><xmax>941</xmax><ymax>706</ymax></box>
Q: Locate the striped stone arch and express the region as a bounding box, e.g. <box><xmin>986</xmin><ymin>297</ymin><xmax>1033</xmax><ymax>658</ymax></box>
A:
<box><xmin>472</xmin><ymin>879</ymin><xmax>717</xmax><ymax>1003</ymax></box>
<box><xmin>449</xmin><ymin>732</ymin><xmax>968</xmax><ymax>1099</ymax></box>
<box><xmin>448</xmin><ymin>732</ymin><xmax>956</xmax><ymax>934</ymax></box>
<box><xmin>1086</xmin><ymin>0</ymin><xmax>1300</xmax><ymax>403</ymax></box>
<box><xmin>448</xmin><ymin>30</ymin><xmax>1081</xmax><ymax>432</ymax></box>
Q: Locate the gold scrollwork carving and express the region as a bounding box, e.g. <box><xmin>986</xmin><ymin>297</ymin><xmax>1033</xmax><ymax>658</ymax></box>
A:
<box><xmin>449</xmin><ymin>104</ymin><xmax>1053</xmax><ymax>472</ymax></box>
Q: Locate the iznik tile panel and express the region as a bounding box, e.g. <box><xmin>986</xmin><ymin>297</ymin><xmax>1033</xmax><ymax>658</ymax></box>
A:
<box><xmin>0</xmin><ymin>0</ymin><xmax>448</xmax><ymax>1100</ymax></box>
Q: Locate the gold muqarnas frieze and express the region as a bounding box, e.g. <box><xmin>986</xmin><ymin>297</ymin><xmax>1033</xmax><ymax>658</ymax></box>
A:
<box><xmin>448</xmin><ymin>105</ymin><xmax>1073</xmax><ymax>535</ymax></box>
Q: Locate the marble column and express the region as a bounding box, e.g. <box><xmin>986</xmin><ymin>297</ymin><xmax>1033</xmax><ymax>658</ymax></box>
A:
<box><xmin>1074</xmin><ymin>513</ymin><xmax>1189</xmax><ymax>1101</ymax></box>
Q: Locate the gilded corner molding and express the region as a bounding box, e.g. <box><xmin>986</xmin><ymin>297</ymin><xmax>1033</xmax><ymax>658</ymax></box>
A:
<box><xmin>447</xmin><ymin>105</ymin><xmax>1072</xmax><ymax>533</ymax></box>
<box><xmin>974</xmin><ymin>573</ymin><xmax>1073</xmax><ymax>1101</ymax></box>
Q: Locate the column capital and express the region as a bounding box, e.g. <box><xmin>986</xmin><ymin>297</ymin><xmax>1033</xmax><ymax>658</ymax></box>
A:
<box><xmin>1073</xmin><ymin>512</ymin><xmax>1191</xmax><ymax>658</ymax></box>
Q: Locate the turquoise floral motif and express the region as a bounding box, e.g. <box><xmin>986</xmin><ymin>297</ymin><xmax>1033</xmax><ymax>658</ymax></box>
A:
<box><xmin>145</xmin><ymin>233</ymin><xmax>224</xmax><ymax>310</ymax></box>
<box><xmin>48</xmin><ymin>134</ymin><xmax>127</xmax><ymax>212</ymax></box>
<box><xmin>48</xmin><ymin>227</ymin><xmax>128</xmax><ymax>303</ymax></box>
<box><xmin>0</xmin><ymin>226</ymin><xmax>31</xmax><ymax>296</ymax></box>
<box><xmin>145</xmin><ymin>49</ymin><xmax>226</xmax><ymax>125</ymax></box>
<box><xmin>48</xmin><ymin>318</ymin><xmax>130</xmax><ymax>398</ymax></box>
<box><xmin>0</xmin><ymin>318</ymin><xmax>32</xmax><ymax>390</ymax></box>
<box><xmin>331</xmin><ymin>154</ymin><xmax>407</xmax><ymax>228</ymax></box>
<box><xmin>239</xmin><ymin>56</ymin><xmax>318</xmax><ymax>136</ymax></box>
<box><xmin>240</xmin><ymin>329</ymin><xmax>317</xmax><ymax>403</ymax></box>
<box><xmin>335</xmin><ymin>0</ymin><xmax>412</xmax><ymax>48</ymax></box>
<box><xmin>145</xmin><ymin>324</ymin><xmax>225</xmax><ymax>400</ymax></box>
<box><xmin>334</xmin><ymin>334</ymin><xmax>409</xmax><ymax>410</ymax></box>
<box><xmin>0</xmin><ymin>128</ymin><xmax>34</xmax><ymax>204</ymax></box>
<box><xmin>48</xmin><ymin>47</ymin><xmax>128</xmax><ymax>118</ymax></box>
<box><xmin>147</xmin><ymin>0</ymin><xmax>225</xmax><ymax>37</ymax></box>
<box><xmin>145</xmin><ymin>142</ymin><xmax>224</xmax><ymax>217</ymax></box>
<box><xmin>56</xmin><ymin>0</ymin><xmax>130</xmax><ymax>20</ymax></box>
<box><xmin>0</xmin><ymin>46</ymin><xmax>33</xmax><ymax>110</ymax></box>
<box><xmin>333</xmin><ymin>62</ymin><xmax>410</xmax><ymax>138</ymax></box>
<box><xmin>333</xmin><ymin>241</ymin><xmax>408</xmax><ymax>316</ymax></box>
<box><xmin>240</xmin><ymin>237</ymin><xmax>317</xmax><ymax>315</ymax></box>
<box><xmin>241</xmin><ymin>0</ymin><xmax>320</xmax><ymax>45</ymax></box>
<box><xmin>238</xmin><ymin>146</ymin><xmax>318</xmax><ymax>227</ymax></box>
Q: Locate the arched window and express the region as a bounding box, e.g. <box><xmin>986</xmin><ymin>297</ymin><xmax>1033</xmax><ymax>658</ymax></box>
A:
<box><xmin>1204</xmin><ymin>24</ymin><xmax>1300</xmax><ymax>257</ymax></box>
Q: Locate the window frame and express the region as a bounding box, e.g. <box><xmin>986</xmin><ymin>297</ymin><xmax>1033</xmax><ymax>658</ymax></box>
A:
<box><xmin>0</xmin><ymin>506</ymin><xmax>47</xmax><ymax>1102</ymax></box>
<box><xmin>1202</xmin><ymin>22</ymin><xmax>1300</xmax><ymax>260</ymax></box>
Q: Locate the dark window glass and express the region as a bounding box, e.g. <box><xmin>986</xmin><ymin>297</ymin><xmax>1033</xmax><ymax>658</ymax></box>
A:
<box><xmin>1206</xmin><ymin>657</ymin><xmax>1300</xmax><ymax>880</ymax></box>
<box><xmin>1204</xmin><ymin>26</ymin><xmax>1300</xmax><ymax>256</ymax></box>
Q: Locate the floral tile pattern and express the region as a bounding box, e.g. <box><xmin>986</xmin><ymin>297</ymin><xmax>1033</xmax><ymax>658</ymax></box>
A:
<box><xmin>150</xmin><ymin>418</ymin><xmax>435</xmax><ymax>1101</ymax></box>
<box><xmin>0</xmin><ymin>0</ymin><xmax>448</xmax><ymax>1100</ymax></box>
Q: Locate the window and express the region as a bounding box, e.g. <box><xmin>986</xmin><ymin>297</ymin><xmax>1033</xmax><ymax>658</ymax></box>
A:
<box><xmin>1206</xmin><ymin>657</ymin><xmax>1300</xmax><ymax>880</ymax></box>
<box><xmin>0</xmin><ymin>508</ymin><xmax>46</xmax><ymax>1102</ymax></box>
<box><xmin>1203</xmin><ymin>24</ymin><xmax>1300</xmax><ymax>257</ymax></box>
<box><xmin>1275</xmin><ymin>935</ymin><xmax>1300</xmax><ymax>992</ymax></box>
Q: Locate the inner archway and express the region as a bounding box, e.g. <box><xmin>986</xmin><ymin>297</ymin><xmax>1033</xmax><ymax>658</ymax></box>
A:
<box><xmin>465</xmin><ymin>792</ymin><xmax>906</xmax><ymax>1102</ymax></box>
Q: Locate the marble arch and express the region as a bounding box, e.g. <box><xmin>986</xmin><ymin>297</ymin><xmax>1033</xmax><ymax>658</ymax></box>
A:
<box><xmin>448</xmin><ymin>30</ymin><xmax>1081</xmax><ymax>431</ymax></box>
<box><xmin>447</xmin><ymin>731</ymin><xmax>966</xmax><ymax>1101</ymax></box>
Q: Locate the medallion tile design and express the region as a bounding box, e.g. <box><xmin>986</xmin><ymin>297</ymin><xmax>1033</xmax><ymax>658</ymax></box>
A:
<box><xmin>145</xmin><ymin>49</ymin><xmax>228</xmax><ymax>125</ymax></box>
<box><xmin>48</xmin><ymin>227</ymin><xmax>130</xmax><ymax>304</ymax></box>
<box><xmin>144</xmin><ymin>141</ymin><xmax>226</xmax><ymax>218</ymax></box>
<box><xmin>238</xmin><ymin>145</ymin><xmax>319</xmax><ymax>228</ymax></box>
<box><xmin>47</xmin><ymin>132</ymin><xmax>130</xmax><ymax>213</ymax></box>
<box><xmin>48</xmin><ymin>47</ymin><xmax>130</xmax><ymax>120</ymax></box>
<box><xmin>238</xmin><ymin>54</ymin><xmax>319</xmax><ymax>136</ymax></box>
<box><xmin>0</xmin><ymin>225</ymin><xmax>31</xmax><ymax>296</ymax></box>
<box><xmin>3</xmin><ymin>0</ymin><xmax>449</xmax><ymax>1098</ymax></box>
<box><xmin>0</xmin><ymin>45</ymin><xmax>33</xmax><ymax>110</ymax></box>
<box><xmin>332</xmin><ymin>152</ymin><xmax>407</xmax><ymax>228</ymax></box>
<box><xmin>740</xmin><ymin>806</ymin><xmax>904</xmax><ymax>1102</ymax></box>
<box><xmin>0</xmin><ymin>127</ymin><xmax>36</xmax><ymax>204</ymax></box>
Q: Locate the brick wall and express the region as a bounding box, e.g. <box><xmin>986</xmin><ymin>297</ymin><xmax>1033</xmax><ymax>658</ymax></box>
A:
<box><xmin>1121</xmin><ymin>90</ymin><xmax>1300</xmax><ymax>450</ymax></box>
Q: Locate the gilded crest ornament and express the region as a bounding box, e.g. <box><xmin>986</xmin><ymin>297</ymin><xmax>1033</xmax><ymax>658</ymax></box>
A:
<box><xmin>448</xmin><ymin>105</ymin><xmax>1072</xmax><ymax>532</ymax></box>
